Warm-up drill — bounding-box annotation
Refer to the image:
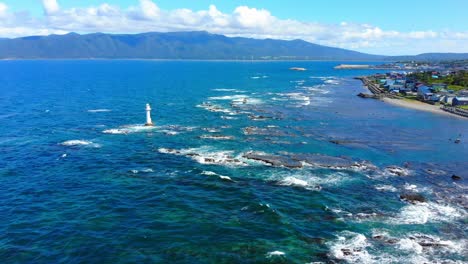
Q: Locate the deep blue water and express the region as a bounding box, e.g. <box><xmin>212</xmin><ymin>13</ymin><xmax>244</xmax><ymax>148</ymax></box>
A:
<box><xmin>0</xmin><ymin>60</ymin><xmax>467</xmax><ymax>263</ymax></box>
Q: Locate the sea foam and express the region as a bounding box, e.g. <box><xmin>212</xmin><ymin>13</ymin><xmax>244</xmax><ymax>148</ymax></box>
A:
<box><xmin>60</xmin><ymin>140</ymin><xmax>100</xmax><ymax>148</ymax></box>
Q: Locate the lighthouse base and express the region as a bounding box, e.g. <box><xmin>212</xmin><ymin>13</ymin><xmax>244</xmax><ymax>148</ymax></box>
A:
<box><xmin>144</xmin><ymin>122</ymin><xmax>154</xmax><ymax>127</ymax></box>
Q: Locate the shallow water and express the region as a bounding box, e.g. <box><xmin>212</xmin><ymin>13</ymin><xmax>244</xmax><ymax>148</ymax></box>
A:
<box><xmin>1</xmin><ymin>60</ymin><xmax>467</xmax><ymax>263</ymax></box>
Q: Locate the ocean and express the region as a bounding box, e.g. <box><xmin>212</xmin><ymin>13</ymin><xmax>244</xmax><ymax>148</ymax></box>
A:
<box><xmin>0</xmin><ymin>60</ymin><xmax>467</xmax><ymax>263</ymax></box>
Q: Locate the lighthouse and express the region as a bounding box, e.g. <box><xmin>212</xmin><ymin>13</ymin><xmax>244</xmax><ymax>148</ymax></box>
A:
<box><xmin>145</xmin><ymin>103</ymin><xmax>154</xmax><ymax>126</ymax></box>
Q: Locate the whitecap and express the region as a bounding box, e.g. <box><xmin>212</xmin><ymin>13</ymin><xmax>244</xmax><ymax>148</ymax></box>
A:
<box><xmin>278</xmin><ymin>176</ymin><xmax>308</xmax><ymax>187</ymax></box>
<box><xmin>197</xmin><ymin>102</ymin><xmax>235</xmax><ymax>114</ymax></box>
<box><xmin>328</xmin><ymin>232</ymin><xmax>373</xmax><ymax>263</ymax></box>
<box><xmin>392</xmin><ymin>202</ymin><xmax>465</xmax><ymax>224</ymax></box>
<box><xmin>199</xmin><ymin>135</ymin><xmax>234</xmax><ymax>140</ymax></box>
<box><xmin>87</xmin><ymin>109</ymin><xmax>111</xmax><ymax>113</ymax></box>
<box><xmin>383</xmin><ymin>166</ymin><xmax>411</xmax><ymax>177</ymax></box>
<box><xmin>398</xmin><ymin>238</ymin><xmax>423</xmax><ymax>254</ymax></box>
<box><xmin>270</xmin><ymin>171</ymin><xmax>349</xmax><ymax>190</ymax></box>
<box><xmin>201</xmin><ymin>171</ymin><xmax>233</xmax><ymax>181</ymax></box>
<box><xmin>220</xmin><ymin>116</ymin><xmax>239</xmax><ymax>120</ymax></box>
<box><xmin>324</xmin><ymin>79</ymin><xmax>340</xmax><ymax>85</ymax></box>
<box><xmin>212</xmin><ymin>88</ymin><xmax>236</xmax><ymax>92</ymax></box>
<box><xmin>375</xmin><ymin>184</ymin><xmax>398</xmax><ymax>192</ymax></box>
<box><xmin>266</xmin><ymin>251</ymin><xmax>285</xmax><ymax>257</ymax></box>
<box><xmin>60</xmin><ymin>140</ymin><xmax>100</xmax><ymax>148</ymax></box>
<box><xmin>158</xmin><ymin>146</ymin><xmax>248</xmax><ymax>167</ymax></box>
<box><xmin>103</xmin><ymin>124</ymin><xmax>158</xmax><ymax>134</ymax></box>
<box><xmin>208</xmin><ymin>95</ymin><xmax>247</xmax><ymax>100</ymax></box>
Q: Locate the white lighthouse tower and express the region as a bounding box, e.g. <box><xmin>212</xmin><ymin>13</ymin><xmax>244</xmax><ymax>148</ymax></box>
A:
<box><xmin>145</xmin><ymin>103</ymin><xmax>154</xmax><ymax>126</ymax></box>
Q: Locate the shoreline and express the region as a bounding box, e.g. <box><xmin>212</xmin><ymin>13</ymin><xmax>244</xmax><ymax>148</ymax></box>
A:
<box><xmin>358</xmin><ymin>77</ymin><xmax>467</xmax><ymax>119</ymax></box>
<box><xmin>381</xmin><ymin>98</ymin><xmax>464</xmax><ymax>118</ymax></box>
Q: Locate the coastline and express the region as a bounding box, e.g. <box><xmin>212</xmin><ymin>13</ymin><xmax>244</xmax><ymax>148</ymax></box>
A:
<box><xmin>381</xmin><ymin>98</ymin><xmax>458</xmax><ymax>117</ymax></box>
<box><xmin>358</xmin><ymin>76</ymin><xmax>467</xmax><ymax>119</ymax></box>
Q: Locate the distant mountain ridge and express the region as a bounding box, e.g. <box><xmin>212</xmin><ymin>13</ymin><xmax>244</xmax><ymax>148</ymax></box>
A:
<box><xmin>0</xmin><ymin>31</ymin><xmax>466</xmax><ymax>61</ymax></box>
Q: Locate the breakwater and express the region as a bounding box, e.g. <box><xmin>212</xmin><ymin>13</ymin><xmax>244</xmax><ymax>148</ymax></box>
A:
<box><xmin>355</xmin><ymin>76</ymin><xmax>384</xmax><ymax>95</ymax></box>
<box><xmin>442</xmin><ymin>106</ymin><xmax>468</xmax><ymax>118</ymax></box>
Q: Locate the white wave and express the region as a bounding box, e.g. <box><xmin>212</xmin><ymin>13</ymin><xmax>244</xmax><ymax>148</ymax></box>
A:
<box><xmin>266</xmin><ymin>251</ymin><xmax>285</xmax><ymax>258</ymax></box>
<box><xmin>60</xmin><ymin>140</ymin><xmax>100</xmax><ymax>148</ymax></box>
<box><xmin>202</xmin><ymin>128</ymin><xmax>221</xmax><ymax>133</ymax></box>
<box><xmin>220</xmin><ymin>116</ymin><xmax>239</xmax><ymax>120</ymax></box>
<box><xmin>392</xmin><ymin>202</ymin><xmax>465</xmax><ymax>224</ymax></box>
<box><xmin>274</xmin><ymin>92</ymin><xmax>310</xmax><ymax>106</ymax></box>
<box><xmin>383</xmin><ymin>166</ymin><xmax>411</xmax><ymax>177</ymax></box>
<box><xmin>398</xmin><ymin>238</ymin><xmax>423</xmax><ymax>254</ymax></box>
<box><xmin>201</xmin><ymin>171</ymin><xmax>233</xmax><ymax>181</ymax></box>
<box><xmin>87</xmin><ymin>109</ymin><xmax>111</xmax><ymax>113</ymax></box>
<box><xmin>103</xmin><ymin>124</ymin><xmax>158</xmax><ymax>134</ymax></box>
<box><xmin>158</xmin><ymin>146</ymin><xmax>248</xmax><ymax>167</ymax></box>
<box><xmin>196</xmin><ymin>102</ymin><xmax>236</xmax><ymax>114</ymax></box>
<box><xmin>159</xmin><ymin>130</ymin><xmax>179</xmax><ymax>135</ymax></box>
<box><xmin>375</xmin><ymin>184</ymin><xmax>398</xmax><ymax>192</ymax></box>
<box><xmin>309</xmin><ymin>76</ymin><xmax>336</xmax><ymax>80</ymax></box>
<box><xmin>208</xmin><ymin>95</ymin><xmax>264</xmax><ymax>105</ymax></box>
<box><xmin>201</xmin><ymin>171</ymin><xmax>217</xmax><ymax>176</ymax></box>
<box><xmin>304</xmin><ymin>85</ymin><xmax>331</xmax><ymax>94</ymax></box>
<box><xmin>278</xmin><ymin>176</ymin><xmax>308</xmax><ymax>187</ymax></box>
<box><xmin>199</xmin><ymin>135</ymin><xmax>234</xmax><ymax>140</ymax></box>
<box><xmin>157</xmin><ymin>148</ymin><xmax>178</xmax><ymax>154</ymax></box>
<box><xmin>208</xmin><ymin>95</ymin><xmax>248</xmax><ymax>100</ymax></box>
<box><xmin>212</xmin><ymin>88</ymin><xmax>245</xmax><ymax>92</ymax></box>
<box><xmin>370</xmin><ymin>230</ymin><xmax>467</xmax><ymax>262</ymax></box>
<box><xmin>325</xmin><ymin>79</ymin><xmax>340</xmax><ymax>85</ymax></box>
<box><xmin>131</xmin><ymin>168</ymin><xmax>154</xmax><ymax>174</ymax></box>
<box><xmin>329</xmin><ymin>232</ymin><xmax>373</xmax><ymax>263</ymax></box>
<box><xmin>403</xmin><ymin>183</ymin><xmax>418</xmax><ymax>191</ymax></box>
<box><xmin>271</xmin><ymin>171</ymin><xmax>349</xmax><ymax>190</ymax></box>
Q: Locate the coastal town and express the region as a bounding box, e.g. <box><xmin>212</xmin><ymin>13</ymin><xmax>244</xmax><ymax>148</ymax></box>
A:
<box><xmin>355</xmin><ymin>61</ymin><xmax>468</xmax><ymax>118</ymax></box>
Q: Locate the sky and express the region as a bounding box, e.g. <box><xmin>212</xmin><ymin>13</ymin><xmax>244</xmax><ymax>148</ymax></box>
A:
<box><xmin>0</xmin><ymin>0</ymin><xmax>467</xmax><ymax>55</ymax></box>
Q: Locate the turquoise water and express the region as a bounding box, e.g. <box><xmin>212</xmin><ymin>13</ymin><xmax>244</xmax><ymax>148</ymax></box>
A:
<box><xmin>0</xmin><ymin>60</ymin><xmax>467</xmax><ymax>263</ymax></box>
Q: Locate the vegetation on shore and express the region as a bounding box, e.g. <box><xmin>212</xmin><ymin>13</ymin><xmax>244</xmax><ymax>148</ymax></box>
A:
<box><xmin>407</xmin><ymin>70</ymin><xmax>468</xmax><ymax>91</ymax></box>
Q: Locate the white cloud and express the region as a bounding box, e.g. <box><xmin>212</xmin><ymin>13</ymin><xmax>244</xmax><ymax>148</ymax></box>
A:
<box><xmin>0</xmin><ymin>2</ymin><xmax>8</xmax><ymax>17</ymax></box>
<box><xmin>233</xmin><ymin>6</ymin><xmax>274</xmax><ymax>28</ymax></box>
<box><xmin>139</xmin><ymin>0</ymin><xmax>160</xmax><ymax>19</ymax></box>
<box><xmin>42</xmin><ymin>0</ymin><xmax>60</xmax><ymax>15</ymax></box>
<box><xmin>0</xmin><ymin>1</ymin><xmax>467</xmax><ymax>55</ymax></box>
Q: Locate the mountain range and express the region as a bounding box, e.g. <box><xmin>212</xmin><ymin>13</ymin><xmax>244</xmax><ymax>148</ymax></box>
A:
<box><xmin>1</xmin><ymin>31</ymin><xmax>467</xmax><ymax>61</ymax></box>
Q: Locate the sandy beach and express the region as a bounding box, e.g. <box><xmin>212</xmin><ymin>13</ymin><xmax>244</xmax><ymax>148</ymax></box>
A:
<box><xmin>382</xmin><ymin>97</ymin><xmax>466</xmax><ymax>118</ymax></box>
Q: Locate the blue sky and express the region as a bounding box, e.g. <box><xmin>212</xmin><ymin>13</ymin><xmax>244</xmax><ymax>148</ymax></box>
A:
<box><xmin>0</xmin><ymin>0</ymin><xmax>467</xmax><ymax>54</ymax></box>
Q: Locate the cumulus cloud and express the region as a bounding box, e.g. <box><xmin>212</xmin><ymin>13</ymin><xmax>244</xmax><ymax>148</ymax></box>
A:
<box><xmin>0</xmin><ymin>2</ymin><xmax>8</xmax><ymax>17</ymax></box>
<box><xmin>139</xmin><ymin>0</ymin><xmax>160</xmax><ymax>19</ymax></box>
<box><xmin>0</xmin><ymin>0</ymin><xmax>466</xmax><ymax>55</ymax></box>
<box><xmin>42</xmin><ymin>0</ymin><xmax>60</xmax><ymax>15</ymax></box>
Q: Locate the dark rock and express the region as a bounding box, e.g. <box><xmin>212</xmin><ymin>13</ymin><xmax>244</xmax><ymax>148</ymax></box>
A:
<box><xmin>341</xmin><ymin>249</ymin><xmax>352</xmax><ymax>256</ymax></box>
<box><xmin>204</xmin><ymin>158</ymin><xmax>215</xmax><ymax>163</ymax></box>
<box><xmin>400</xmin><ymin>193</ymin><xmax>427</xmax><ymax>204</ymax></box>
<box><xmin>451</xmin><ymin>174</ymin><xmax>461</xmax><ymax>180</ymax></box>
<box><xmin>243</xmin><ymin>152</ymin><xmax>303</xmax><ymax>169</ymax></box>
<box><xmin>357</xmin><ymin>93</ymin><xmax>379</xmax><ymax>99</ymax></box>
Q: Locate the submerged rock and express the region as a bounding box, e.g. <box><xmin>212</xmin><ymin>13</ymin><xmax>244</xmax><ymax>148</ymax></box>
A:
<box><xmin>400</xmin><ymin>193</ymin><xmax>427</xmax><ymax>204</ymax></box>
<box><xmin>451</xmin><ymin>174</ymin><xmax>462</xmax><ymax>180</ymax></box>
<box><xmin>385</xmin><ymin>166</ymin><xmax>410</xmax><ymax>176</ymax></box>
<box><xmin>243</xmin><ymin>152</ymin><xmax>303</xmax><ymax>168</ymax></box>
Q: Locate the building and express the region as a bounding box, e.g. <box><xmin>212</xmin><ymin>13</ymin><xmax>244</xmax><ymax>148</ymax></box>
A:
<box><xmin>452</xmin><ymin>97</ymin><xmax>468</xmax><ymax>106</ymax></box>
<box><xmin>431</xmin><ymin>83</ymin><xmax>447</xmax><ymax>92</ymax></box>
<box><xmin>417</xmin><ymin>85</ymin><xmax>432</xmax><ymax>100</ymax></box>
<box><xmin>441</xmin><ymin>95</ymin><xmax>456</xmax><ymax>105</ymax></box>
